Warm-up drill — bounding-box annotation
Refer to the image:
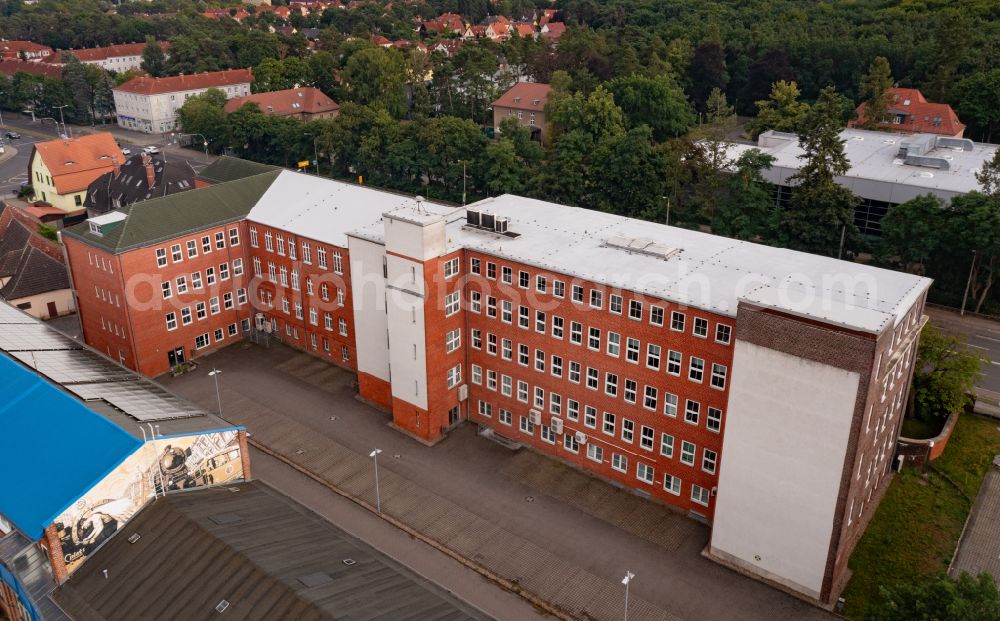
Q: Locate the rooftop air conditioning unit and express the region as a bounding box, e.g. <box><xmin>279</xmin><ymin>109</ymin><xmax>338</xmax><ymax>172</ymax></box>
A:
<box><xmin>529</xmin><ymin>410</ymin><xmax>542</xmax><ymax>426</ymax></box>
<box><xmin>551</xmin><ymin>417</ymin><xmax>563</xmax><ymax>434</ymax></box>
<box><xmin>481</xmin><ymin>211</ymin><xmax>495</xmax><ymax>230</ymax></box>
<box><xmin>466</xmin><ymin>208</ymin><xmax>481</xmax><ymax>227</ymax></box>
<box><xmin>575</xmin><ymin>431</ymin><xmax>588</xmax><ymax>445</ymax></box>
<box><xmin>494</xmin><ymin>217</ymin><xmax>509</xmax><ymax>234</ymax></box>
<box><xmin>458</xmin><ymin>384</ymin><xmax>468</xmax><ymax>401</ymax></box>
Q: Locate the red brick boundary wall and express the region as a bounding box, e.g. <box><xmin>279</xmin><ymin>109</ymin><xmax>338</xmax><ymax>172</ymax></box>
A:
<box><xmin>897</xmin><ymin>410</ymin><xmax>961</xmax><ymax>466</ymax></box>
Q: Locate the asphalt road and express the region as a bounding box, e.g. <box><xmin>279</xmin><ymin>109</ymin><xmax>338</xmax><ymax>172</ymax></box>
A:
<box><xmin>927</xmin><ymin>306</ymin><xmax>1000</xmax><ymax>395</ymax></box>
<box><xmin>0</xmin><ymin>113</ymin><xmax>214</xmax><ymax>198</ymax></box>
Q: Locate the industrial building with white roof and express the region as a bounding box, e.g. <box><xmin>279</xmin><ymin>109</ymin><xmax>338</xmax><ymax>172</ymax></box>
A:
<box><xmin>61</xmin><ymin>163</ymin><xmax>931</xmax><ymax>608</ymax></box>
<box><xmin>725</xmin><ymin>128</ymin><xmax>997</xmax><ymax>236</ymax></box>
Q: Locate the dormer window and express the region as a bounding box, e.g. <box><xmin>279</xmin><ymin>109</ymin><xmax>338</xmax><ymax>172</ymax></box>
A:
<box><xmin>513</xmin><ymin>96</ymin><xmax>521</xmax><ymax>103</ymax></box>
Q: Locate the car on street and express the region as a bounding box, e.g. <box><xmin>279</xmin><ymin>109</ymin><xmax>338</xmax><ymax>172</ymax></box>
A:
<box><xmin>4</xmin><ymin>131</ymin><xmax>21</xmax><ymax>140</ymax></box>
<box><xmin>143</xmin><ymin>146</ymin><xmax>160</xmax><ymax>155</ymax></box>
<box><xmin>120</xmin><ymin>147</ymin><xmax>132</xmax><ymax>157</ymax></box>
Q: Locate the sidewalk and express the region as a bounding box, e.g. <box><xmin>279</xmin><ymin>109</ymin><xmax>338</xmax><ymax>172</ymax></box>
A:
<box><xmin>0</xmin><ymin>144</ymin><xmax>16</xmax><ymax>165</ymax></box>
<box><xmin>160</xmin><ymin>342</ymin><xmax>835</xmax><ymax>621</ymax></box>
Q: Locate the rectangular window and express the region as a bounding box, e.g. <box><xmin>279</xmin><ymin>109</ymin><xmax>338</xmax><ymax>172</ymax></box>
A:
<box><xmin>703</xmin><ymin>449</ymin><xmax>718</xmax><ymax>474</ymax></box>
<box><xmin>447</xmin><ymin>364</ymin><xmax>462</xmax><ymax>388</ymax></box>
<box><xmin>671</xmin><ymin>311</ymin><xmax>685</xmax><ymax>332</ymax></box>
<box><xmin>570</xmin><ymin>322</ymin><xmax>582</xmax><ymax>344</ymax></box>
<box><xmin>621</xmin><ymin>418</ymin><xmax>634</xmax><ymax>443</ymax></box>
<box><xmin>209</xmin><ymin>297</ymin><xmax>220</xmax><ymax>315</ymax></box>
<box><xmin>637</xmin><ymin>462</ymin><xmax>654</xmax><ymax>484</ymax></box>
<box><xmin>589</xmin><ymin>289</ymin><xmax>603</xmax><ymax>309</ymax></box>
<box><xmin>237</xmin><ymin>288</ymin><xmax>247</xmax><ymax>305</ymax></box>
<box><xmin>535</xmin><ymin>311</ymin><xmax>546</xmax><ymax>333</ymax></box>
<box><xmin>196</xmin><ymin>302</ymin><xmax>206</xmax><ymax>320</ymax></box>
<box><xmin>691</xmin><ymin>484</ymin><xmax>710</xmax><ymax>507</ymax></box>
<box><xmin>486</xmin><ymin>296</ymin><xmax>497</xmax><ymax>318</ymax></box>
<box><xmin>517</xmin><ymin>380</ymin><xmax>528</xmax><ymax>403</ymax></box>
<box><xmin>276</xmin><ymin>235</ymin><xmax>285</xmax><ymax>256</ymax></box>
<box><xmin>520</xmin><ymin>415</ymin><xmax>534</xmax><ymax>435</ymax></box>
<box><xmin>206</xmin><ymin>267</ymin><xmax>216</xmax><ymax>285</ymax></box>
<box><xmin>553</xmin><ymin>280</ymin><xmax>565</xmax><ymax>298</ymax></box>
<box><xmin>681</xmin><ymin>441</ymin><xmax>696</xmax><ymax>466</ymax></box>
<box><xmin>536</xmin><ymin>275</ymin><xmax>546</xmax><ymax>293</ymax></box>
<box><xmin>470</xmin><ymin>257</ymin><xmax>480</xmax><ymax>274</ymax></box>
<box><xmin>541</xmin><ymin>425</ymin><xmax>555</xmax><ymax>444</ymax></box>
<box><xmin>486</xmin><ymin>262</ymin><xmax>497</xmax><ymax>279</ymax></box>
<box><xmin>201</xmin><ymin>235</ymin><xmax>212</xmax><ymax>253</ymax></box>
<box><xmin>607</xmin><ymin>332</ymin><xmax>621</xmax><ymax>357</ymax></box>
<box><xmin>567</xmin><ymin>399</ymin><xmax>579</xmax><ymax>422</ymax></box>
<box><xmin>518</xmin><ymin>306</ymin><xmax>529</xmax><ymax>329</ymax></box>
<box><xmin>219</xmin><ymin>263</ymin><xmax>230</xmax><ymax>280</ymax></box>
<box><xmin>650</xmin><ymin>306</ymin><xmax>664</xmax><ymax>326</ymax></box>
<box><xmin>685</xmin><ymin>399</ymin><xmax>701</xmax><ymax>425</ymax></box>
<box><xmin>499</xmin><ymin>409</ymin><xmax>512</xmax><ymax>426</ymax></box>
<box><xmin>161</xmin><ymin>281</ymin><xmax>172</xmax><ymax>299</ymax></box>
<box><xmin>518</xmin><ymin>270</ymin><xmax>529</xmax><ymax>288</ymax></box>
<box><xmin>563</xmin><ymin>433</ymin><xmax>579</xmax><ymax>453</ymax></box>
<box><xmin>569</xmin><ymin>361</ymin><xmax>581</xmax><ymax>383</ymax></box>
<box><xmin>318</xmin><ymin>247</ymin><xmax>327</xmax><ymax>269</ymax></box>
<box><xmin>602</xmin><ymin>411</ymin><xmax>615</xmax><ymax>436</ymax></box>
<box><xmin>156</xmin><ymin>248</ymin><xmax>167</xmax><ymax>267</ymax></box>
<box><xmin>572</xmin><ymin>285</ymin><xmax>584</xmax><ymax>302</ymax></box>
<box><xmin>469</xmin><ymin>290</ymin><xmax>481</xmax><ymax>314</ymax></box>
<box><xmin>694</xmin><ymin>317</ymin><xmax>709</xmax><ymax>338</ymax></box>
<box><xmin>646</xmin><ymin>344</ymin><xmax>661</xmax><ymax>370</ymax></box>
<box><xmin>192</xmin><ymin>271</ymin><xmax>203</xmax><ymax>290</ymax></box>
<box><xmin>664</xmin><ymin>393</ymin><xmax>678</xmax><ymax>418</ymax></box>
<box><xmin>643</xmin><ymin>386</ymin><xmax>658</xmax><ymax>411</ymax></box>
<box><xmin>660</xmin><ymin>433</ymin><xmax>674</xmax><ymax>457</ymax></box>
<box><xmin>707</xmin><ymin>407</ymin><xmax>723</xmax><ymax>433</ymax></box>
<box><xmin>501</xmin><ymin>374</ymin><xmax>512</xmax><ymax>397</ymax></box>
<box><xmin>228</xmin><ymin>227</ymin><xmax>239</xmax><ymax>246</ymax></box>
<box><xmin>667</xmin><ymin>350</ymin><xmax>682</xmax><ymax>376</ymax></box>
<box><xmin>586</xmin><ymin>367</ymin><xmax>599</xmax><ymax>390</ymax></box>
<box><xmin>716</xmin><ymin>324</ymin><xmax>732</xmax><ymax>345</ymax></box>
<box><xmin>628</xmin><ymin>299</ymin><xmax>642</xmax><ymax>320</ymax></box>
<box><xmin>195</xmin><ymin>333</ymin><xmax>210</xmax><ymax>349</ymax></box>
<box><xmin>333</xmin><ymin>251</ymin><xmax>343</xmax><ymax>274</ymax></box>
<box><xmin>249</xmin><ymin>226</ymin><xmax>258</xmax><ymax>247</ymax></box>
<box><xmin>534</xmin><ymin>349</ymin><xmax>545</xmax><ymax>372</ymax></box>
<box><xmin>587</xmin><ymin>444</ymin><xmax>603</xmax><ymax>463</ymax></box>
<box><xmin>302</xmin><ymin>242</ymin><xmax>312</xmax><ymax>264</ymax></box>
<box><xmin>165</xmin><ymin>312</ymin><xmax>177</xmax><ymax>331</ymax></box>
<box><xmin>605</xmin><ymin>372</ymin><xmax>618</xmax><ymax>397</ymax></box>
<box><xmin>486</xmin><ymin>334</ymin><xmax>498</xmax><ymax>355</ymax></box>
<box><xmin>550</xmin><ymin>392</ymin><xmax>561</xmax><ymax>415</ymax></box>
<box><xmin>534</xmin><ymin>386</ymin><xmax>545</xmax><ymax>408</ymax></box>
<box><xmin>445</xmin><ymin>328</ymin><xmax>461</xmax><ymax>353</ymax></box>
<box><xmin>584</xmin><ymin>406</ymin><xmax>597</xmax><ymax>429</ymax></box>
<box><xmin>501</xmin><ymin>338</ymin><xmax>512</xmax><ymax>360</ymax></box>
<box><xmin>639</xmin><ymin>426</ymin><xmax>654</xmax><ymax>451</ymax></box>
<box><xmin>689</xmin><ymin>357</ymin><xmax>705</xmax><ymax>383</ymax></box>
<box><xmin>445</xmin><ymin>292</ymin><xmax>460</xmax><ymax>316</ymax></box>
<box><xmin>711</xmin><ymin>363</ymin><xmax>728</xmax><ymax>390</ymax></box>
<box><xmin>612</xmin><ymin>453</ymin><xmax>627</xmax><ymax>473</ymax></box>
<box><xmin>186</xmin><ymin>239</ymin><xmax>197</xmax><ymax>258</ymax></box>
<box><xmin>444</xmin><ymin>257</ymin><xmax>460</xmax><ymax>278</ymax></box>
<box><xmin>609</xmin><ymin>293</ymin><xmax>622</xmax><ymax>314</ymax></box>
<box><xmin>325</xmin><ymin>313</ymin><xmax>333</xmax><ymax>331</ymax></box>
<box><xmin>479</xmin><ymin>401</ymin><xmax>493</xmax><ymax>418</ymax></box>
<box><xmin>471</xmin><ymin>365</ymin><xmax>482</xmax><ymax>385</ymax></box>
<box><xmin>551</xmin><ymin>316</ymin><xmax>564</xmax><ymax>339</ymax></box>
<box><xmin>518</xmin><ymin>344</ymin><xmax>529</xmax><ymax>366</ymax></box>
<box><xmin>664</xmin><ymin>474</ymin><xmax>681</xmax><ymax>495</ymax></box>
<box><xmin>501</xmin><ymin>265</ymin><xmax>512</xmax><ymax>284</ymax></box>
<box><xmin>588</xmin><ymin>327</ymin><xmax>601</xmax><ymax>350</ymax></box>
<box><xmin>551</xmin><ymin>355</ymin><xmax>563</xmax><ymax>378</ymax></box>
<box><xmin>501</xmin><ymin>300</ymin><xmax>512</xmax><ymax>323</ymax></box>
<box><xmin>338</xmin><ymin>319</ymin><xmax>348</xmax><ymax>336</ymax></box>
<box><xmin>171</xmin><ymin>243</ymin><xmax>182</xmax><ymax>262</ymax></box>
<box><xmin>626</xmin><ymin>338</ymin><xmax>640</xmax><ymax>363</ymax></box>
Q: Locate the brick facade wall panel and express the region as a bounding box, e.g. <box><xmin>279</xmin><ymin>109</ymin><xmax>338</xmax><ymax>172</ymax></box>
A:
<box><xmin>420</xmin><ymin>250</ymin><xmax>467</xmax><ymax>442</ymax></box>
<box><xmin>460</xmin><ymin>251</ymin><xmax>734</xmax><ymax>517</ymax></box>
<box><xmin>358</xmin><ymin>372</ymin><xmax>392</xmax><ymax>409</ymax></box>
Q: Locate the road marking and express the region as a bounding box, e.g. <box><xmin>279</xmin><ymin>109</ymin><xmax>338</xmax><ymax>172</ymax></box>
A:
<box><xmin>974</xmin><ymin>334</ymin><xmax>1000</xmax><ymax>344</ymax></box>
<box><xmin>968</xmin><ymin>344</ymin><xmax>989</xmax><ymax>350</ymax></box>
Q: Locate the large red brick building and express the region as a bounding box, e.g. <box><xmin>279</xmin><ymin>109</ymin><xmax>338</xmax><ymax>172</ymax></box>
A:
<box><xmin>62</xmin><ymin>170</ymin><xmax>931</xmax><ymax>606</ymax></box>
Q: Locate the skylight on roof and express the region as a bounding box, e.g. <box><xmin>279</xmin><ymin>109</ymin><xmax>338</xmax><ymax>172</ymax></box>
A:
<box><xmin>605</xmin><ymin>235</ymin><xmax>679</xmax><ymax>260</ymax></box>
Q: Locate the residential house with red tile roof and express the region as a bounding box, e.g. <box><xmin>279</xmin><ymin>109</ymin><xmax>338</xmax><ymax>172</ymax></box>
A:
<box><xmin>224</xmin><ymin>87</ymin><xmax>340</xmax><ymax>121</ymax></box>
<box><xmin>28</xmin><ymin>133</ymin><xmax>125</xmax><ymax>212</ymax></box>
<box><xmin>0</xmin><ymin>40</ymin><xmax>53</xmax><ymax>62</ymax></box>
<box><xmin>56</xmin><ymin>42</ymin><xmax>169</xmax><ymax>73</ymax></box>
<box><xmin>0</xmin><ymin>59</ymin><xmax>62</xmax><ymax>79</ymax></box>
<box><xmin>0</xmin><ymin>202</ymin><xmax>73</xmax><ymax>319</ymax></box>
<box><xmin>541</xmin><ymin>22</ymin><xmax>566</xmax><ymax>42</ymax></box>
<box><xmin>492</xmin><ymin>82</ymin><xmax>551</xmax><ymax>141</ymax></box>
<box><xmin>849</xmin><ymin>87</ymin><xmax>966</xmax><ymax>138</ymax></box>
<box><xmin>112</xmin><ymin>69</ymin><xmax>253</xmax><ymax>134</ymax></box>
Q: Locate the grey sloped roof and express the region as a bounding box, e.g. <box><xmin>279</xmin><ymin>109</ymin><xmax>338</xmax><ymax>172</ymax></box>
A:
<box><xmin>63</xmin><ymin>170</ymin><xmax>281</xmax><ymax>253</ymax></box>
<box><xmin>0</xmin><ymin>245</ymin><xmax>70</xmax><ymax>300</ymax></box>
<box><xmin>0</xmin><ymin>218</ymin><xmax>32</xmax><ymax>276</ymax></box>
<box><xmin>84</xmin><ymin>154</ymin><xmax>197</xmax><ymax>216</ymax></box>
<box><xmin>53</xmin><ymin>481</ymin><xmax>489</xmax><ymax>621</ymax></box>
<box><xmin>196</xmin><ymin>155</ymin><xmax>280</xmax><ymax>185</ymax></box>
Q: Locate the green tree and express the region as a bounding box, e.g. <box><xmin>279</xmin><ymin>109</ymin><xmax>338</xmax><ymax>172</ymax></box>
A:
<box><xmin>867</xmin><ymin>572</ymin><xmax>1000</xmax><ymax>621</ymax></box>
<box><xmin>140</xmin><ymin>36</ymin><xmax>165</xmax><ymax>77</ymax></box>
<box><xmin>948</xmin><ymin>192</ymin><xmax>1000</xmax><ymax>313</ymax></box>
<box><xmin>858</xmin><ymin>56</ymin><xmax>894</xmax><ymax>130</ymax></box>
<box><xmin>712</xmin><ymin>149</ymin><xmax>777</xmax><ymax>241</ymax></box>
<box><xmin>746</xmin><ymin>80</ymin><xmax>810</xmax><ymax>140</ymax></box>
<box><xmin>687</xmin><ymin>42</ymin><xmax>727</xmax><ymax>111</ymax></box>
<box><xmin>955</xmin><ymin>69</ymin><xmax>1000</xmax><ymax>143</ymax></box>
<box><xmin>482</xmin><ymin>139</ymin><xmax>525</xmax><ymax>196</ymax></box>
<box><xmin>606</xmin><ymin>73</ymin><xmax>694</xmax><ymax>141</ymax></box>
<box><xmin>878</xmin><ymin>195</ymin><xmax>946</xmax><ymax>275</ymax></box>
<box><xmin>176</xmin><ymin>88</ymin><xmax>230</xmax><ymax>153</ymax></box>
<box><xmin>591</xmin><ymin>125</ymin><xmax>669</xmax><ymax>218</ymax></box>
<box><xmin>785</xmin><ymin>86</ymin><xmax>858</xmax><ymax>255</ymax></box>
<box><xmin>704</xmin><ymin>87</ymin><xmax>735</xmax><ymax>127</ymax></box>
<box><xmin>342</xmin><ymin>47</ymin><xmax>407</xmax><ymax>118</ymax></box>
<box><xmin>908</xmin><ymin>325</ymin><xmax>984</xmax><ymax>422</ymax></box>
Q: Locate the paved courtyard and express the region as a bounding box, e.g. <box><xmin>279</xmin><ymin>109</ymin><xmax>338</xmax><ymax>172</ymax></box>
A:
<box><xmin>160</xmin><ymin>341</ymin><xmax>835</xmax><ymax>621</ymax></box>
<box><xmin>950</xmin><ymin>460</ymin><xmax>1000</xmax><ymax>587</ymax></box>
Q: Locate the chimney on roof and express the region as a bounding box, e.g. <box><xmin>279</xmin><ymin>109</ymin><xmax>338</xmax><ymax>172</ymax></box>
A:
<box><xmin>142</xmin><ymin>153</ymin><xmax>155</xmax><ymax>189</ymax></box>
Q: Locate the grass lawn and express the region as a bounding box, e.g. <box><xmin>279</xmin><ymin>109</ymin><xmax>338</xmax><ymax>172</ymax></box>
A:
<box><xmin>840</xmin><ymin>414</ymin><xmax>1000</xmax><ymax>619</ymax></box>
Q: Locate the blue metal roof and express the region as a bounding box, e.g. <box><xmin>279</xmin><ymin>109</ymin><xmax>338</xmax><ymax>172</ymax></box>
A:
<box><xmin>0</xmin><ymin>355</ymin><xmax>142</xmax><ymax>539</ymax></box>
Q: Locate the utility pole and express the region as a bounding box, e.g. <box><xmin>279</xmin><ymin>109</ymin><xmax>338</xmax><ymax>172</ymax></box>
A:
<box><xmin>622</xmin><ymin>571</ymin><xmax>635</xmax><ymax>621</ymax></box>
<box><xmin>53</xmin><ymin>104</ymin><xmax>69</xmax><ymax>137</ymax></box>
<box><xmin>961</xmin><ymin>250</ymin><xmax>978</xmax><ymax>316</ymax></box>
<box><xmin>663</xmin><ymin>196</ymin><xmax>671</xmax><ymax>226</ymax></box>
<box><xmin>369</xmin><ymin>449</ymin><xmax>383</xmax><ymax>513</ymax></box>
<box><xmin>837</xmin><ymin>224</ymin><xmax>846</xmax><ymax>260</ymax></box>
<box><xmin>208</xmin><ymin>368</ymin><xmax>223</xmax><ymax>416</ymax></box>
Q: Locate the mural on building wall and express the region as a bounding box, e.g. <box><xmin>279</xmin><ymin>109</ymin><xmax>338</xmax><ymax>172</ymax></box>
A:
<box><xmin>53</xmin><ymin>430</ymin><xmax>243</xmax><ymax>574</ymax></box>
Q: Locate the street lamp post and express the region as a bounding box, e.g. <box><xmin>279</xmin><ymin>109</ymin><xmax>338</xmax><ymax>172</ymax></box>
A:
<box><xmin>622</xmin><ymin>571</ymin><xmax>635</xmax><ymax>621</ymax></box>
<box><xmin>53</xmin><ymin>104</ymin><xmax>69</xmax><ymax>137</ymax></box>
<box><xmin>369</xmin><ymin>448</ymin><xmax>383</xmax><ymax>513</ymax></box>
<box><xmin>208</xmin><ymin>368</ymin><xmax>223</xmax><ymax>416</ymax></box>
<box><xmin>961</xmin><ymin>250</ymin><xmax>978</xmax><ymax>316</ymax></box>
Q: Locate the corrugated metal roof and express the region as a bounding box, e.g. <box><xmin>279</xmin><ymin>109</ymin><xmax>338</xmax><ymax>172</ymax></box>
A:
<box><xmin>54</xmin><ymin>482</ymin><xmax>490</xmax><ymax>621</ymax></box>
<box><xmin>0</xmin><ymin>354</ymin><xmax>143</xmax><ymax>538</ymax></box>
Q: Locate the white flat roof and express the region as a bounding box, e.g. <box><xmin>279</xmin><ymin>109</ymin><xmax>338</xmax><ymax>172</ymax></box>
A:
<box><xmin>724</xmin><ymin>129</ymin><xmax>996</xmax><ymax>199</ymax></box>
<box><xmin>353</xmin><ymin>194</ymin><xmax>931</xmax><ymax>334</ymax></box>
<box><xmin>246</xmin><ymin>170</ymin><xmax>432</xmax><ymax>247</ymax></box>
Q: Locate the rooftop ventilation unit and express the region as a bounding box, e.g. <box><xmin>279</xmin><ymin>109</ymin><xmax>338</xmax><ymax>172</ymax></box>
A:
<box><xmin>605</xmin><ymin>235</ymin><xmax>680</xmax><ymax>261</ymax></box>
<box><xmin>480</xmin><ymin>211</ymin><xmax>495</xmax><ymax>230</ymax></box>
<box><xmin>466</xmin><ymin>208</ymin><xmax>481</xmax><ymax>227</ymax></box>
<box><xmin>494</xmin><ymin>217</ymin><xmax>509</xmax><ymax>234</ymax></box>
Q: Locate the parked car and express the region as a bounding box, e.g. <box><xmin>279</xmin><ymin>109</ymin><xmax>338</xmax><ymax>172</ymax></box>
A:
<box><xmin>4</xmin><ymin>131</ymin><xmax>21</xmax><ymax>140</ymax></box>
<box><xmin>120</xmin><ymin>147</ymin><xmax>132</xmax><ymax>157</ymax></box>
<box><xmin>142</xmin><ymin>145</ymin><xmax>160</xmax><ymax>154</ymax></box>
